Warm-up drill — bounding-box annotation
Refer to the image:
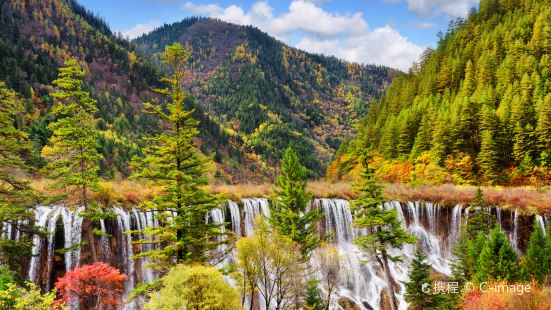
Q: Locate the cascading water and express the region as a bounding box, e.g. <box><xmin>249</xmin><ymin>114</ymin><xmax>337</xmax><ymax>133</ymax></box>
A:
<box><xmin>228</xmin><ymin>200</ymin><xmax>241</xmax><ymax>238</ymax></box>
<box><xmin>99</xmin><ymin>217</ymin><xmax>111</xmax><ymax>261</ymax></box>
<box><xmin>113</xmin><ymin>206</ymin><xmax>136</xmax><ymax>301</ymax></box>
<box><xmin>511</xmin><ymin>209</ymin><xmax>519</xmax><ymax>252</ymax></box>
<box><xmin>242</xmin><ymin>198</ymin><xmax>270</xmax><ymax>236</ymax></box>
<box><xmin>535</xmin><ymin>215</ymin><xmax>546</xmax><ymax>236</ymax></box>
<box><xmin>11</xmin><ymin>199</ymin><xmax>549</xmax><ymax>310</ymax></box>
<box><xmin>313</xmin><ymin>198</ymin><xmax>388</xmax><ymax>309</ymax></box>
<box><xmin>28</xmin><ymin>206</ymin><xmax>57</xmax><ymax>283</ymax></box>
<box><xmin>61</xmin><ymin>207</ymin><xmax>84</xmax><ymax>272</ymax></box>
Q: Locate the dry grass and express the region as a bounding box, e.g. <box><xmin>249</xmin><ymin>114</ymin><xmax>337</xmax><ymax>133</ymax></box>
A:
<box><xmin>207</xmin><ymin>181</ymin><xmax>356</xmax><ymax>200</ymax></box>
<box><xmin>207</xmin><ymin>183</ymin><xmax>272</xmax><ymax>200</ymax></box>
<box><xmin>31</xmin><ymin>177</ymin><xmax>551</xmax><ymax>212</ymax></box>
<box><xmin>384</xmin><ymin>183</ymin><xmax>551</xmax><ymax>212</ymax></box>
<box><xmin>31</xmin><ymin>178</ymin><xmax>159</xmax><ymax>206</ymax></box>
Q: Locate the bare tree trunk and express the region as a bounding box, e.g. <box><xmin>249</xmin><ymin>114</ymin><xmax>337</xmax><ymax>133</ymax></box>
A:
<box><xmin>81</xmin><ymin>148</ymin><xmax>98</xmax><ymax>263</ymax></box>
<box><xmin>86</xmin><ymin>220</ymin><xmax>98</xmax><ymax>263</ymax></box>
<box><xmin>249</xmin><ymin>288</ymin><xmax>254</xmax><ymax>310</ymax></box>
<box><xmin>380</xmin><ymin>249</ymin><xmax>398</xmax><ymax>310</ymax></box>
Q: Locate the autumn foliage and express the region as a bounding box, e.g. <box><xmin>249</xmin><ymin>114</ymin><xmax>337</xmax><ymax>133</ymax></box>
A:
<box><xmin>54</xmin><ymin>262</ymin><xmax>126</xmax><ymax>309</ymax></box>
<box><xmin>462</xmin><ymin>282</ymin><xmax>551</xmax><ymax>310</ymax></box>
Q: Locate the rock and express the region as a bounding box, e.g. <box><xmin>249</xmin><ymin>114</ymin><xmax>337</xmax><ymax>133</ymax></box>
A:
<box><xmin>338</xmin><ymin>296</ymin><xmax>361</xmax><ymax>310</ymax></box>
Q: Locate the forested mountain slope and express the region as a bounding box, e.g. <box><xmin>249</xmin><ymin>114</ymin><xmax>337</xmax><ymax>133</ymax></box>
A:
<box><xmin>134</xmin><ymin>18</ymin><xmax>397</xmax><ymax>177</ymax></box>
<box><xmin>0</xmin><ymin>1</ymin><xmax>396</xmax><ymax>180</ymax></box>
<box><xmin>0</xmin><ymin>0</ymin><xmax>267</xmax><ymax>181</ymax></box>
<box><xmin>330</xmin><ymin>0</ymin><xmax>551</xmax><ymax>186</ymax></box>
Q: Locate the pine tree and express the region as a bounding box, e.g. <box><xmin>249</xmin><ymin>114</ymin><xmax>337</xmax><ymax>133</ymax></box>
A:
<box><xmin>131</xmin><ymin>43</ymin><xmax>224</xmax><ymax>268</ymax></box>
<box><xmin>352</xmin><ymin>152</ymin><xmax>415</xmax><ymax>310</ymax></box>
<box><xmin>0</xmin><ymin>82</ymin><xmax>37</xmax><ymax>267</ymax></box>
<box><xmin>404</xmin><ymin>249</ymin><xmax>442</xmax><ymax>310</ymax></box>
<box><xmin>270</xmin><ymin>147</ymin><xmax>323</xmax><ymax>257</ymax></box>
<box><xmin>475</xmin><ymin>227</ymin><xmax>518</xmax><ymax>282</ymax></box>
<box><xmin>522</xmin><ymin>222</ymin><xmax>551</xmax><ymax>284</ymax></box>
<box><xmin>478</xmin><ymin>130</ymin><xmax>500</xmax><ymax>184</ymax></box>
<box><xmin>451</xmin><ymin>231</ymin><xmax>486</xmax><ymax>284</ymax></box>
<box><xmin>536</xmin><ymin>94</ymin><xmax>551</xmax><ymax>158</ymax></box>
<box><xmin>461</xmin><ymin>60</ymin><xmax>475</xmax><ymax>96</ymax></box>
<box><xmin>304</xmin><ymin>279</ymin><xmax>324</xmax><ymax>310</ymax></box>
<box><xmin>41</xmin><ymin>58</ymin><xmax>103</xmax><ymax>262</ymax></box>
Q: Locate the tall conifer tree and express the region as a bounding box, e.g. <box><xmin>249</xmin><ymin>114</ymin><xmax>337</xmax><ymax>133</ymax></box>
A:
<box><xmin>0</xmin><ymin>82</ymin><xmax>37</xmax><ymax>266</ymax></box>
<box><xmin>522</xmin><ymin>222</ymin><xmax>551</xmax><ymax>284</ymax></box>
<box><xmin>270</xmin><ymin>147</ymin><xmax>323</xmax><ymax>257</ymax></box>
<box><xmin>475</xmin><ymin>227</ymin><xmax>518</xmax><ymax>282</ymax></box>
<box><xmin>353</xmin><ymin>151</ymin><xmax>415</xmax><ymax>310</ymax></box>
<box><xmin>131</xmin><ymin>43</ymin><xmax>224</xmax><ymax>268</ymax></box>
<box><xmin>42</xmin><ymin>58</ymin><xmax>102</xmax><ymax>262</ymax></box>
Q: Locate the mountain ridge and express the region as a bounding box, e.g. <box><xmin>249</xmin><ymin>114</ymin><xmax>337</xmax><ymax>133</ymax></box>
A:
<box><xmin>134</xmin><ymin>17</ymin><xmax>398</xmax><ymax>177</ymax></box>
<box><xmin>0</xmin><ymin>0</ymin><xmax>396</xmax><ymax>181</ymax></box>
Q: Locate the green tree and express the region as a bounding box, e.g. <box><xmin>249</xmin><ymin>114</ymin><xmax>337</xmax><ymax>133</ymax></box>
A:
<box><xmin>475</xmin><ymin>227</ymin><xmax>518</xmax><ymax>282</ymax></box>
<box><xmin>270</xmin><ymin>147</ymin><xmax>323</xmax><ymax>257</ymax></box>
<box><xmin>0</xmin><ymin>83</ymin><xmax>36</xmax><ymax>267</ymax></box>
<box><xmin>41</xmin><ymin>58</ymin><xmax>103</xmax><ymax>262</ymax></box>
<box><xmin>0</xmin><ymin>264</ymin><xmax>17</xmax><ymax>291</ymax></box>
<box><xmin>304</xmin><ymin>279</ymin><xmax>324</xmax><ymax>310</ymax></box>
<box><xmin>522</xmin><ymin>222</ymin><xmax>551</xmax><ymax>284</ymax></box>
<box><xmin>465</xmin><ymin>188</ymin><xmax>497</xmax><ymax>238</ymax></box>
<box><xmin>451</xmin><ymin>231</ymin><xmax>486</xmax><ymax>284</ymax></box>
<box><xmin>144</xmin><ymin>264</ymin><xmax>240</xmax><ymax>310</ymax></box>
<box><xmin>478</xmin><ymin>105</ymin><xmax>501</xmax><ymax>183</ymax></box>
<box><xmin>478</xmin><ymin>130</ymin><xmax>500</xmax><ymax>184</ymax></box>
<box><xmin>352</xmin><ymin>152</ymin><xmax>415</xmax><ymax>310</ymax></box>
<box><xmin>404</xmin><ymin>249</ymin><xmax>442</xmax><ymax>310</ymax></box>
<box><xmin>536</xmin><ymin>94</ymin><xmax>551</xmax><ymax>157</ymax></box>
<box><xmin>131</xmin><ymin>43</ymin><xmax>224</xmax><ymax>267</ymax></box>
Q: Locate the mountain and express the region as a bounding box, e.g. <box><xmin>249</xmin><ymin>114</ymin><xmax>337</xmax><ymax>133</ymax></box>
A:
<box><xmin>0</xmin><ymin>0</ymin><xmax>396</xmax><ymax>181</ymax></box>
<box><xmin>134</xmin><ymin>17</ymin><xmax>397</xmax><ymax>177</ymax></box>
<box><xmin>0</xmin><ymin>0</ymin><xmax>263</xmax><ymax>181</ymax></box>
<box><xmin>329</xmin><ymin>0</ymin><xmax>551</xmax><ymax>185</ymax></box>
<box><xmin>0</xmin><ymin>0</ymin><xmax>159</xmax><ymax>176</ymax></box>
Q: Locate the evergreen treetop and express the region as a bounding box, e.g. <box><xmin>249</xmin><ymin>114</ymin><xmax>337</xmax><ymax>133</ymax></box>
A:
<box><xmin>270</xmin><ymin>147</ymin><xmax>323</xmax><ymax>257</ymax></box>
<box><xmin>131</xmin><ymin>43</ymin><xmax>225</xmax><ymax>268</ymax></box>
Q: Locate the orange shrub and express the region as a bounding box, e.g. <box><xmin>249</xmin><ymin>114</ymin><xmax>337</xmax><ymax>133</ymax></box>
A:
<box><xmin>462</xmin><ymin>282</ymin><xmax>551</xmax><ymax>310</ymax></box>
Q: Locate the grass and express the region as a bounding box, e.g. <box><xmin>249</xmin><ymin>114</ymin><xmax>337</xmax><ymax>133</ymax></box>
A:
<box><xmin>384</xmin><ymin>183</ymin><xmax>551</xmax><ymax>213</ymax></box>
<box><xmin>208</xmin><ymin>181</ymin><xmax>356</xmax><ymax>200</ymax></box>
<box><xmin>31</xmin><ymin>178</ymin><xmax>551</xmax><ymax>213</ymax></box>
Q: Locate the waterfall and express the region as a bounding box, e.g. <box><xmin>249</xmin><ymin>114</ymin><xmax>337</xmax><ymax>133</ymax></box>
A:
<box><xmin>28</xmin><ymin>206</ymin><xmax>60</xmax><ymax>284</ymax></box>
<box><xmin>113</xmin><ymin>206</ymin><xmax>136</xmax><ymax>305</ymax></box>
<box><xmin>511</xmin><ymin>209</ymin><xmax>519</xmax><ymax>251</ymax></box>
<box><xmin>61</xmin><ymin>207</ymin><xmax>84</xmax><ymax>272</ymax></box>
<box><xmin>44</xmin><ymin>207</ymin><xmax>62</xmax><ymax>291</ymax></box>
<box><xmin>242</xmin><ymin>198</ymin><xmax>270</xmax><ymax>236</ymax></box>
<box><xmin>228</xmin><ymin>200</ymin><xmax>241</xmax><ymax>238</ymax></box>
<box><xmin>209</xmin><ymin>207</ymin><xmax>231</xmax><ymax>267</ymax></box>
<box><xmin>20</xmin><ymin>200</ymin><xmax>551</xmax><ymax>310</ymax></box>
<box><xmin>450</xmin><ymin>205</ymin><xmax>463</xmax><ymax>238</ymax></box>
<box><xmin>99</xmin><ymin>217</ymin><xmax>111</xmax><ymax>261</ymax></box>
<box><xmin>536</xmin><ymin>215</ymin><xmax>546</xmax><ymax>236</ymax></box>
<box><xmin>313</xmin><ymin>199</ymin><xmax>387</xmax><ymax>309</ymax></box>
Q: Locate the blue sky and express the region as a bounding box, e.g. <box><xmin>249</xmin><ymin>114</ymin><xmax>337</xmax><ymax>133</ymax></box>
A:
<box><xmin>78</xmin><ymin>0</ymin><xmax>480</xmax><ymax>70</ymax></box>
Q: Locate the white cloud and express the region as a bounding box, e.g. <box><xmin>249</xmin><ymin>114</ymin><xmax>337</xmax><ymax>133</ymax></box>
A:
<box><xmin>183</xmin><ymin>1</ymin><xmax>423</xmax><ymax>70</ymax></box>
<box><xmin>397</xmin><ymin>0</ymin><xmax>479</xmax><ymax>18</ymax></box>
<box><xmin>122</xmin><ymin>20</ymin><xmax>160</xmax><ymax>39</ymax></box>
<box><xmin>185</xmin><ymin>1</ymin><xmax>368</xmax><ymax>38</ymax></box>
<box><xmin>297</xmin><ymin>26</ymin><xmax>423</xmax><ymax>71</ymax></box>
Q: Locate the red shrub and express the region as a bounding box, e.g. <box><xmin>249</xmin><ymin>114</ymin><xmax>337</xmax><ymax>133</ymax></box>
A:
<box><xmin>54</xmin><ymin>262</ymin><xmax>126</xmax><ymax>309</ymax></box>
